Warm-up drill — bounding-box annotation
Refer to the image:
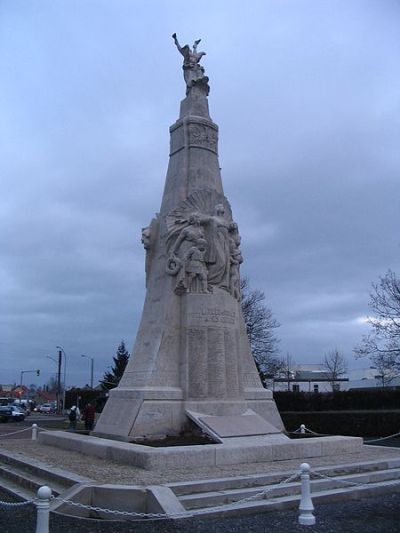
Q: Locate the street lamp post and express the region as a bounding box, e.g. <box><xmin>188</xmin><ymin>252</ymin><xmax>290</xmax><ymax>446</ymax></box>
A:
<box><xmin>81</xmin><ymin>354</ymin><xmax>94</xmax><ymax>388</ymax></box>
<box><xmin>54</xmin><ymin>350</ymin><xmax>62</xmax><ymax>414</ymax></box>
<box><xmin>56</xmin><ymin>346</ymin><xmax>67</xmax><ymax>413</ymax></box>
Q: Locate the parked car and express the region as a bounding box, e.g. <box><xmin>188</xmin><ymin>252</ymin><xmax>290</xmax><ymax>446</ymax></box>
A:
<box><xmin>0</xmin><ymin>397</ymin><xmax>14</xmax><ymax>407</ymax></box>
<box><xmin>0</xmin><ymin>405</ymin><xmax>26</xmax><ymax>422</ymax></box>
<box><xmin>12</xmin><ymin>401</ymin><xmax>30</xmax><ymax>416</ymax></box>
<box><xmin>38</xmin><ymin>403</ymin><xmax>56</xmax><ymax>414</ymax></box>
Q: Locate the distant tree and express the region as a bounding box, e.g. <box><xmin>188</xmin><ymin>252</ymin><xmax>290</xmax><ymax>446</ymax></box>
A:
<box><xmin>240</xmin><ymin>277</ymin><xmax>281</xmax><ymax>383</ymax></box>
<box><xmin>44</xmin><ymin>376</ymin><xmax>58</xmax><ymax>393</ymax></box>
<box><xmin>322</xmin><ymin>348</ymin><xmax>348</xmax><ymax>391</ymax></box>
<box><xmin>277</xmin><ymin>352</ymin><xmax>296</xmax><ymax>391</ymax></box>
<box><xmin>354</xmin><ymin>270</ymin><xmax>400</xmax><ymax>373</ymax></box>
<box><xmin>101</xmin><ymin>340</ymin><xmax>130</xmax><ymax>391</ymax></box>
<box><xmin>372</xmin><ymin>352</ymin><xmax>399</xmax><ymax>387</ymax></box>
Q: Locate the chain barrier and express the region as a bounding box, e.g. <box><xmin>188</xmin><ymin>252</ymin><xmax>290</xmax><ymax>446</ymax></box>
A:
<box><xmin>364</xmin><ymin>431</ymin><xmax>400</xmax><ymax>444</ymax></box>
<box><xmin>52</xmin><ymin>498</ymin><xmax>178</xmax><ymax>519</ymax></box>
<box><xmin>34</xmin><ymin>425</ymin><xmax>87</xmax><ymax>434</ymax></box>
<box><xmin>310</xmin><ymin>468</ymin><xmax>400</xmax><ymax>489</ymax></box>
<box><xmin>0</xmin><ymin>423</ymin><xmax>55</xmax><ymax>439</ymax></box>
<box><xmin>290</xmin><ymin>425</ymin><xmax>331</xmax><ymax>437</ymax></box>
<box><xmin>291</xmin><ymin>424</ymin><xmax>400</xmax><ymax>442</ymax></box>
<box><xmin>34</xmin><ymin>425</ymin><xmax>53</xmax><ymax>432</ymax></box>
<box><xmin>0</xmin><ymin>426</ymin><xmax>32</xmax><ymax>438</ymax></box>
<box><xmin>52</xmin><ymin>470</ymin><xmax>301</xmax><ymax>519</ymax></box>
<box><xmin>0</xmin><ymin>499</ymin><xmax>34</xmax><ymax>508</ymax></box>
<box><xmin>197</xmin><ymin>471</ymin><xmax>301</xmax><ymax>512</ymax></box>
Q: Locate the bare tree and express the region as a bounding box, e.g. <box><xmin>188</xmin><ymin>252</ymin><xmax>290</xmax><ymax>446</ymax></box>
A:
<box><xmin>322</xmin><ymin>349</ymin><xmax>348</xmax><ymax>391</ymax></box>
<box><xmin>278</xmin><ymin>352</ymin><xmax>295</xmax><ymax>391</ymax></box>
<box><xmin>354</xmin><ymin>270</ymin><xmax>400</xmax><ymax>372</ymax></box>
<box><xmin>372</xmin><ymin>351</ymin><xmax>399</xmax><ymax>387</ymax></box>
<box><xmin>44</xmin><ymin>376</ymin><xmax>59</xmax><ymax>393</ymax></box>
<box><xmin>240</xmin><ymin>277</ymin><xmax>281</xmax><ymax>383</ymax></box>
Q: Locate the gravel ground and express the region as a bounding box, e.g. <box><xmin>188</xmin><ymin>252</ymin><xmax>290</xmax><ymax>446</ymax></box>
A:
<box><xmin>1</xmin><ymin>438</ymin><xmax>400</xmax><ymax>485</ymax></box>
<box><xmin>0</xmin><ymin>488</ymin><xmax>400</xmax><ymax>532</ymax></box>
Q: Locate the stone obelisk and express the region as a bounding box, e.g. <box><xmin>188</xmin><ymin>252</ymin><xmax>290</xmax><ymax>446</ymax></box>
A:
<box><xmin>94</xmin><ymin>35</ymin><xmax>284</xmax><ymax>442</ymax></box>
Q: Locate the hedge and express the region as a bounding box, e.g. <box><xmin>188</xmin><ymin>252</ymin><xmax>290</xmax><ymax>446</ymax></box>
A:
<box><xmin>274</xmin><ymin>389</ymin><xmax>400</xmax><ymax>412</ymax></box>
<box><xmin>281</xmin><ymin>411</ymin><xmax>400</xmax><ymax>438</ymax></box>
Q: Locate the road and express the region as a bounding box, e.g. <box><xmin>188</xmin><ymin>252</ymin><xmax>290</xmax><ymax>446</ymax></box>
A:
<box><xmin>0</xmin><ymin>414</ymin><xmax>66</xmax><ymax>439</ymax></box>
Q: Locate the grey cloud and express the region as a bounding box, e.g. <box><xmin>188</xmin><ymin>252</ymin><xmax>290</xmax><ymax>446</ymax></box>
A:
<box><xmin>1</xmin><ymin>0</ymin><xmax>399</xmax><ymax>385</ymax></box>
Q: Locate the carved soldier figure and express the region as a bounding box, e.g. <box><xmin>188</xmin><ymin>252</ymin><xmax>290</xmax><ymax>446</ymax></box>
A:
<box><xmin>166</xmin><ymin>213</ymin><xmax>206</xmax><ymax>293</ymax></box>
<box><xmin>169</xmin><ymin>213</ymin><xmax>204</xmax><ymax>257</ymax></box>
<box><xmin>183</xmin><ymin>238</ymin><xmax>209</xmax><ymax>293</ymax></box>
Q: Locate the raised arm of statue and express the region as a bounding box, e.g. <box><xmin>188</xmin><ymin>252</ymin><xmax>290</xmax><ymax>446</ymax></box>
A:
<box><xmin>193</xmin><ymin>39</ymin><xmax>201</xmax><ymax>52</ymax></box>
<box><xmin>172</xmin><ymin>33</ymin><xmax>184</xmax><ymax>56</ymax></box>
<box><xmin>172</xmin><ymin>33</ymin><xmax>205</xmax><ymax>64</ymax></box>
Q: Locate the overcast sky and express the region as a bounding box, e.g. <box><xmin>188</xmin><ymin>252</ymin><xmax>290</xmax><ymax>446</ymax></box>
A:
<box><xmin>1</xmin><ymin>0</ymin><xmax>399</xmax><ymax>389</ymax></box>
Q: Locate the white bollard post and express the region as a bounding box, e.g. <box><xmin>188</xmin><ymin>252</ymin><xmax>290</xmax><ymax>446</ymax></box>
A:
<box><xmin>32</xmin><ymin>423</ymin><xmax>38</xmax><ymax>441</ymax></box>
<box><xmin>35</xmin><ymin>485</ymin><xmax>52</xmax><ymax>533</ymax></box>
<box><xmin>298</xmin><ymin>463</ymin><xmax>316</xmax><ymax>526</ymax></box>
<box><xmin>300</xmin><ymin>424</ymin><xmax>306</xmax><ymax>434</ymax></box>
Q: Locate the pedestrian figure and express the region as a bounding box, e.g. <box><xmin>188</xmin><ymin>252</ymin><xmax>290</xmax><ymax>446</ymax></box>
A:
<box><xmin>82</xmin><ymin>403</ymin><xmax>96</xmax><ymax>431</ymax></box>
<box><xmin>68</xmin><ymin>405</ymin><xmax>78</xmax><ymax>431</ymax></box>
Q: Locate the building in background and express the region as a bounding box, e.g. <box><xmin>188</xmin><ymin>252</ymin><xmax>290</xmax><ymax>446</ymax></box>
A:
<box><xmin>271</xmin><ymin>364</ymin><xmax>400</xmax><ymax>392</ymax></box>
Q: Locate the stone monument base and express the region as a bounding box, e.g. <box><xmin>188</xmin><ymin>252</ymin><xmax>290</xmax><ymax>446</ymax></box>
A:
<box><xmin>38</xmin><ymin>430</ymin><xmax>363</xmax><ymax>471</ymax></box>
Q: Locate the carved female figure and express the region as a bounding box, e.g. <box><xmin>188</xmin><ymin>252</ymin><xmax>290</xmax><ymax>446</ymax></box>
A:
<box><xmin>229</xmin><ymin>225</ymin><xmax>243</xmax><ymax>301</ymax></box>
<box><xmin>200</xmin><ymin>204</ymin><xmax>232</xmax><ymax>290</ymax></box>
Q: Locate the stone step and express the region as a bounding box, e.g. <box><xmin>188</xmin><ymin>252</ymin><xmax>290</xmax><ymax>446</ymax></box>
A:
<box><xmin>0</xmin><ymin>474</ymin><xmax>37</xmax><ymax>502</ymax></box>
<box><xmin>178</xmin><ymin>467</ymin><xmax>400</xmax><ymax>509</ymax></box>
<box><xmin>0</xmin><ymin>463</ymin><xmax>66</xmax><ymax>497</ymax></box>
<box><xmin>192</xmin><ymin>478</ymin><xmax>400</xmax><ymax>518</ymax></box>
<box><xmin>168</xmin><ymin>458</ymin><xmax>400</xmax><ymax>496</ymax></box>
<box><xmin>166</xmin><ymin>459</ymin><xmax>400</xmax><ymax>512</ymax></box>
<box><xmin>0</xmin><ymin>448</ymin><xmax>92</xmax><ymax>503</ymax></box>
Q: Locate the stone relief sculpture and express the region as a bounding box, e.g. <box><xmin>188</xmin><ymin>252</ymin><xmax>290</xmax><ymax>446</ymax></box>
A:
<box><xmin>172</xmin><ymin>33</ymin><xmax>209</xmax><ymax>95</ymax></box>
<box><xmin>229</xmin><ymin>223</ymin><xmax>243</xmax><ymax>301</ymax></box>
<box><xmin>198</xmin><ymin>204</ymin><xmax>231</xmax><ymax>290</ymax></box>
<box><xmin>166</xmin><ymin>190</ymin><xmax>243</xmax><ymax>297</ymax></box>
<box><xmin>166</xmin><ymin>214</ymin><xmax>206</xmax><ymax>294</ymax></box>
<box><xmin>141</xmin><ymin>227</ymin><xmax>151</xmax><ymax>250</ymax></box>
<box><xmin>188</xmin><ymin>123</ymin><xmax>218</xmax><ymax>152</ymax></box>
<box><xmin>183</xmin><ymin>237</ymin><xmax>209</xmax><ymax>293</ymax></box>
<box><xmin>141</xmin><ymin>216</ymin><xmax>159</xmax><ymax>288</ymax></box>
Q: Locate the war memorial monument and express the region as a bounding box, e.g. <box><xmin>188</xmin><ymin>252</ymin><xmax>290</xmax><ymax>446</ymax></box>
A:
<box><xmin>41</xmin><ymin>35</ymin><xmax>362</xmax><ymax>469</ymax></box>
<box><xmin>93</xmin><ymin>33</ymin><xmax>286</xmax><ymax>444</ymax></box>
